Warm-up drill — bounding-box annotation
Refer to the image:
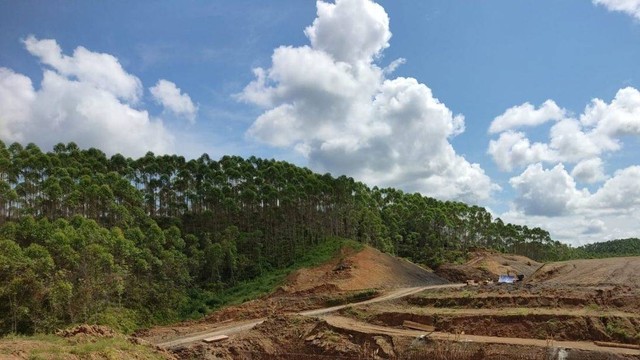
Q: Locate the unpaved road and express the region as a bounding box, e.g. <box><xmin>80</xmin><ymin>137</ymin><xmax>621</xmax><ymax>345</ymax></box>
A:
<box><xmin>324</xmin><ymin>315</ymin><xmax>640</xmax><ymax>356</ymax></box>
<box><xmin>155</xmin><ymin>284</ymin><xmax>464</xmax><ymax>348</ymax></box>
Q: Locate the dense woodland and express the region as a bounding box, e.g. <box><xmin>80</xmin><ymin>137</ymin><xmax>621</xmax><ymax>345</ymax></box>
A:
<box><xmin>0</xmin><ymin>141</ymin><xmax>636</xmax><ymax>335</ymax></box>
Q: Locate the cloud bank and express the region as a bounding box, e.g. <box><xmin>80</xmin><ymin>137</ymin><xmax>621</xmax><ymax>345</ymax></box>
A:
<box><xmin>490</xmin><ymin>88</ymin><xmax>640</xmax><ymax>244</ymax></box>
<box><xmin>240</xmin><ymin>0</ymin><xmax>496</xmax><ymax>202</ymax></box>
<box><xmin>0</xmin><ymin>36</ymin><xmax>196</xmax><ymax>157</ymax></box>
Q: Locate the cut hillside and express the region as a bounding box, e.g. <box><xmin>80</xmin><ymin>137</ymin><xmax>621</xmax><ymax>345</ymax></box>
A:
<box><xmin>436</xmin><ymin>250</ymin><xmax>542</xmax><ymax>282</ymax></box>
<box><xmin>529</xmin><ymin>256</ymin><xmax>640</xmax><ymax>288</ymax></box>
<box><xmin>284</xmin><ymin>246</ymin><xmax>448</xmax><ymax>293</ymax></box>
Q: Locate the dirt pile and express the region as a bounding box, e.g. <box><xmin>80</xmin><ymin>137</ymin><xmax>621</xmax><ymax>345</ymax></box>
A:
<box><xmin>435</xmin><ymin>263</ymin><xmax>496</xmax><ymax>283</ymax></box>
<box><xmin>435</xmin><ymin>250</ymin><xmax>542</xmax><ymax>283</ymax></box>
<box><xmin>286</xmin><ymin>246</ymin><xmax>447</xmax><ymax>293</ymax></box>
<box><xmin>529</xmin><ymin>257</ymin><xmax>640</xmax><ymax>288</ymax></box>
<box><xmin>56</xmin><ymin>324</ymin><xmax>119</xmax><ymax>338</ymax></box>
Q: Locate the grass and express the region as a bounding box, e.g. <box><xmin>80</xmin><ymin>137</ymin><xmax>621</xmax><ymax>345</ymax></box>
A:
<box><xmin>0</xmin><ymin>333</ymin><xmax>169</xmax><ymax>360</ymax></box>
<box><xmin>188</xmin><ymin>237</ymin><xmax>364</xmax><ymax>317</ymax></box>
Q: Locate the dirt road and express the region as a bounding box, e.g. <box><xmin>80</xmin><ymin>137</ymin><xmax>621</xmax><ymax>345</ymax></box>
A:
<box><xmin>324</xmin><ymin>315</ymin><xmax>640</xmax><ymax>356</ymax></box>
<box><xmin>155</xmin><ymin>284</ymin><xmax>465</xmax><ymax>348</ymax></box>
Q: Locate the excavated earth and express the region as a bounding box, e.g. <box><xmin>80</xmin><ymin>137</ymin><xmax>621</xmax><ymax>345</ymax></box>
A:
<box><xmin>140</xmin><ymin>246</ymin><xmax>447</xmax><ymax>345</ymax></box>
<box><xmin>144</xmin><ymin>250</ymin><xmax>640</xmax><ymax>359</ymax></box>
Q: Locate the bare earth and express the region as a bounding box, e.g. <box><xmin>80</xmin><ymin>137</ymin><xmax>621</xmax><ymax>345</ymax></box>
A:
<box><xmin>139</xmin><ymin>248</ymin><xmax>640</xmax><ymax>359</ymax></box>
<box><xmin>529</xmin><ymin>256</ymin><xmax>640</xmax><ymax>287</ymax></box>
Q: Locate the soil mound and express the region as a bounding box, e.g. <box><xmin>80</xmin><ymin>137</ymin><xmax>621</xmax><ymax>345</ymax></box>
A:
<box><xmin>286</xmin><ymin>246</ymin><xmax>448</xmax><ymax>292</ymax></box>
<box><xmin>529</xmin><ymin>256</ymin><xmax>640</xmax><ymax>288</ymax></box>
<box><xmin>435</xmin><ymin>263</ymin><xmax>496</xmax><ymax>283</ymax></box>
<box><xmin>56</xmin><ymin>324</ymin><xmax>118</xmax><ymax>338</ymax></box>
<box><xmin>467</xmin><ymin>250</ymin><xmax>542</xmax><ymax>277</ymax></box>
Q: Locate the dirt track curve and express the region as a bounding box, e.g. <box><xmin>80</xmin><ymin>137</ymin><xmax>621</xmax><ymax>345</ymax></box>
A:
<box><xmin>155</xmin><ymin>284</ymin><xmax>464</xmax><ymax>348</ymax></box>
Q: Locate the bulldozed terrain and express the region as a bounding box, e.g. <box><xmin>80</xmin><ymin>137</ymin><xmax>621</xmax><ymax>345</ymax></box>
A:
<box><xmin>136</xmin><ymin>248</ymin><xmax>640</xmax><ymax>359</ymax></box>
<box><xmin>5</xmin><ymin>248</ymin><xmax>639</xmax><ymax>359</ymax></box>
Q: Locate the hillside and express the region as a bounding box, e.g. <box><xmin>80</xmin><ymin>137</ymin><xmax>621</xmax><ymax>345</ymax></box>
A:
<box><xmin>285</xmin><ymin>246</ymin><xmax>448</xmax><ymax>293</ymax></box>
<box><xmin>529</xmin><ymin>256</ymin><xmax>640</xmax><ymax>288</ymax></box>
<box><xmin>0</xmin><ymin>141</ymin><xmax>562</xmax><ymax>336</ymax></box>
<box><xmin>435</xmin><ymin>250</ymin><xmax>542</xmax><ymax>282</ymax></box>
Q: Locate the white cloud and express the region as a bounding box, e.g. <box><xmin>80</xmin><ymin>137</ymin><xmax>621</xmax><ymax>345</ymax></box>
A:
<box><xmin>489</xmin><ymin>88</ymin><xmax>640</xmax><ymax>172</ymax></box>
<box><xmin>493</xmin><ymin>88</ymin><xmax>640</xmax><ymax>243</ymax></box>
<box><xmin>509</xmin><ymin>163</ymin><xmax>587</xmax><ymax>217</ymax></box>
<box><xmin>593</xmin><ymin>0</ymin><xmax>640</xmax><ymax>20</ymax></box>
<box><xmin>23</xmin><ymin>35</ymin><xmax>142</xmax><ymax>103</ymax></box>
<box><xmin>503</xmin><ymin>162</ymin><xmax>640</xmax><ymax>244</ymax></box>
<box><xmin>571</xmin><ymin>158</ymin><xmax>607</xmax><ymax>184</ymax></box>
<box><xmin>0</xmin><ymin>68</ymin><xmax>35</xmax><ymax>142</ymax></box>
<box><xmin>581</xmin><ymin>87</ymin><xmax>640</xmax><ymax>139</ymax></box>
<box><xmin>488</xmin><ymin>100</ymin><xmax>565</xmax><ymax>134</ymax></box>
<box><xmin>589</xmin><ymin>166</ymin><xmax>640</xmax><ymax>210</ymax></box>
<box><xmin>304</xmin><ymin>0</ymin><xmax>391</xmax><ymax>64</ymax></box>
<box><xmin>150</xmin><ymin>79</ymin><xmax>198</xmax><ymax>124</ymax></box>
<box><xmin>0</xmin><ymin>36</ymin><xmax>174</xmax><ymax>157</ymax></box>
<box><xmin>240</xmin><ymin>0</ymin><xmax>496</xmax><ymax>202</ymax></box>
<box><xmin>488</xmin><ymin>131</ymin><xmax>555</xmax><ymax>171</ymax></box>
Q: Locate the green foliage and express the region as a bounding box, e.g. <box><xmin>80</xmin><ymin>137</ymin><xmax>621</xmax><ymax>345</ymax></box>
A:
<box><xmin>182</xmin><ymin>237</ymin><xmax>359</xmax><ymax>318</ymax></box>
<box><xmin>0</xmin><ymin>141</ymin><xmax>614</xmax><ymax>335</ymax></box>
<box><xmin>87</xmin><ymin>307</ymin><xmax>141</xmax><ymax>335</ymax></box>
<box><xmin>577</xmin><ymin>238</ymin><xmax>640</xmax><ymax>258</ymax></box>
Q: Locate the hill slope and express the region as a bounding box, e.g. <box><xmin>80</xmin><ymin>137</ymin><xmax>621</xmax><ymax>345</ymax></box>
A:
<box><xmin>529</xmin><ymin>256</ymin><xmax>640</xmax><ymax>288</ymax></box>
<box><xmin>436</xmin><ymin>250</ymin><xmax>542</xmax><ymax>282</ymax></box>
<box><xmin>285</xmin><ymin>246</ymin><xmax>448</xmax><ymax>292</ymax></box>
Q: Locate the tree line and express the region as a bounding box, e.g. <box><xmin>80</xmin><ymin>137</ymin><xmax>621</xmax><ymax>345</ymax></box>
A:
<box><xmin>0</xmin><ymin>141</ymin><xmax>578</xmax><ymax>334</ymax></box>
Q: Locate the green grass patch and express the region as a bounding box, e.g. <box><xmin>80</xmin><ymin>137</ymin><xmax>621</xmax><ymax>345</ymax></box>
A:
<box><xmin>184</xmin><ymin>237</ymin><xmax>364</xmax><ymax>318</ymax></box>
<box><xmin>0</xmin><ymin>334</ymin><xmax>168</xmax><ymax>360</ymax></box>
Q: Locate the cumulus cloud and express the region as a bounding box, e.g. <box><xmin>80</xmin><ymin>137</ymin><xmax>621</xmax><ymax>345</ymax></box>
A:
<box><xmin>0</xmin><ymin>68</ymin><xmax>35</xmax><ymax>142</ymax></box>
<box><xmin>0</xmin><ymin>36</ymin><xmax>175</xmax><ymax>157</ymax></box>
<box><xmin>593</xmin><ymin>0</ymin><xmax>640</xmax><ymax>20</ymax></box>
<box><xmin>571</xmin><ymin>158</ymin><xmax>607</xmax><ymax>184</ymax></box>
<box><xmin>240</xmin><ymin>0</ymin><xmax>496</xmax><ymax>202</ymax></box>
<box><xmin>589</xmin><ymin>166</ymin><xmax>640</xmax><ymax>211</ymax></box>
<box><xmin>509</xmin><ymin>163</ymin><xmax>587</xmax><ymax>217</ymax></box>
<box><xmin>150</xmin><ymin>79</ymin><xmax>198</xmax><ymax>123</ymax></box>
<box><xmin>489</xmin><ymin>88</ymin><xmax>640</xmax><ymax>173</ymax></box>
<box><xmin>23</xmin><ymin>35</ymin><xmax>142</xmax><ymax>103</ymax></box>
<box><xmin>488</xmin><ymin>100</ymin><xmax>565</xmax><ymax>134</ymax></box>
<box><xmin>488</xmin><ymin>131</ymin><xmax>555</xmax><ymax>172</ymax></box>
<box><xmin>508</xmin><ymin>162</ymin><xmax>640</xmax><ymax>218</ymax></box>
<box><xmin>492</xmin><ymin>88</ymin><xmax>640</xmax><ymax>243</ymax></box>
<box><xmin>304</xmin><ymin>0</ymin><xmax>391</xmax><ymax>64</ymax></box>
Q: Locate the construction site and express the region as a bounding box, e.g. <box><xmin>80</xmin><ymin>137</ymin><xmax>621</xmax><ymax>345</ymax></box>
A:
<box><xmin>132</xmin><ymin>247</ymin><xmax>640</xmax><ymax>359</ymax></box>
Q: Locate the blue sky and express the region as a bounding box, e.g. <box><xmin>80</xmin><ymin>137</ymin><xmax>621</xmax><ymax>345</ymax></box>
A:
<box><xmin>1</xmin><ymin>0</ymin><xmax>640</xmax><ymax>245</ymax></box>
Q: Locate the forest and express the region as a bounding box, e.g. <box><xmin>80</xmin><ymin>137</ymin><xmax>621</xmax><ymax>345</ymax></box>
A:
<box><xmin>0</xmin><ymin>140</ymin><xmax>634</xmax><ymax>336</ymax></box>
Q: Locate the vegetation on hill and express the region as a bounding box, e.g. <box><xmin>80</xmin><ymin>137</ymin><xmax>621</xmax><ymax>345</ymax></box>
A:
<box><xmin>576</xmin><ymin>238</ymin><xmax>640</xmax><ymax>258</ymax></box>
<box><xmin>0</xmin><ymin>141</ymin><xmax>587</xmax><ymax>335</ymax></box>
